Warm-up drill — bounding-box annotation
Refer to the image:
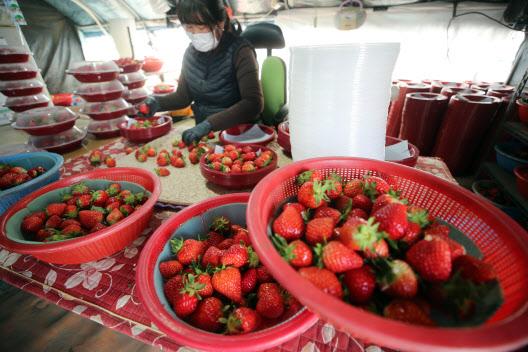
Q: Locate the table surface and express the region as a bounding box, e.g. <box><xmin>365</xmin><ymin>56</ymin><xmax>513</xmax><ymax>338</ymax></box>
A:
<box><xmin>0</xmin><ymin>116</ymin><xmax>467</xmax><ymax>352</ymax></box>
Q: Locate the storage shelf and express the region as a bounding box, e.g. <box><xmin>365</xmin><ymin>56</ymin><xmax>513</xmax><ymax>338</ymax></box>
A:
<box><xmin>481</xmin><ymin>162</ymin><xmax>528</xmax><ymax>215</ymax></box>
<box><xmin>502</xmin><ymin>121</ymin><xmax>528</xmax><ymax>145</ymax></box>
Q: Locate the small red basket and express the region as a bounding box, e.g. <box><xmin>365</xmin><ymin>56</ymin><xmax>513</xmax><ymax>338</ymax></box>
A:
<box><xmin>219</xmin><ymin>124</ymin><xmax>277</xmax><ymax>148</ymax></box>
<box><xmin>277</xmin><ymin>121</ymin><xmax>291</xmax><ymax>153</ymax></box>
<box><xmin>136</xmin><ymin>193</ymin><xmax>318</xmax><ymax>352</ymax></box>
<box><xmin>0</xmin><ymin>168</ymin><xmax>161</xmax><ymax>264</ymax></box>
<box><xmin>118</xmin><ymin>116</ymin><xmax>172</xmax><ymax>143</ymax></box>
<box><xmin>142</xmin><ymin>59</ymin><xmax>163</xmax><ymax>72</ymax></box>
<box><xmin>385</xmin><ymin>136</ymin><xmax>419</xmax><ymax>167</ymax></box>
<box><xmin>51</xmin><ymin>93</ymin><xmax>73</xmax><ymax>106</ymax></box>
<box><xmin>247</xmin><ymin>157</ymin><xmax>528</xmax><ymax>352</ymax></box>
<box><xmin>199</xmin><ymin>145</ymin><xmax>278</xmax><ymax>189</ymax></box>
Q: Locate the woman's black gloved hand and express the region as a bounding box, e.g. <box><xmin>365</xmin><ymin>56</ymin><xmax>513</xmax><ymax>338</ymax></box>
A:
<box><xmin>182</xmin><ymin>119</ymin><xmax>212</xmax><ymax>146</ymax></box>
<box><xmin>135</xmin><ymin>96</ymin><xmax>160</xmax><ymax>118</ymax></box>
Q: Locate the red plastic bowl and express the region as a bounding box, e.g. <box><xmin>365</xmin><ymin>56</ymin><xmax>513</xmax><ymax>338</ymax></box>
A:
<box><xmin>200</xmin><ymin>145</ymin><xmax>278</xmax><ymax>189</ymax></box>
<box><xmin>516</xmin><ymin>99</ymin><xmax>528</xmax><ymax>124</ymax></box>
<box><xmin>0</xmin><ymin>71</ymin><xmax>37</xmax><ymax>81</ymax></box>
<box><xmin>51</xmin><ymin>93</ymin><xmax>73</xmax><ymax>107</ymax></box>
<box><xmin>219</xmin><ymin>124</ymin><xmax>277</xmax><ymax>148</ymax></box>
<box><xmin>136</xmin><ymin>193</ymin><xmax>317</xmax><ymax>352</ymax></box>
<box><xmin>119</xmin><ymin>63</ymin><xmax>143</xmax><ymax>74</ymax></box>
<box><xmin>385</xmin><ymin>136</ymin><xmax>419</xmax><ymax>167</ymax></box>
<box><xmin>142</xmin><ymin>60</ymin><xmax>163</xmax><ymax>72</ymax></box>
<box><xmin>277</xmin><ymin>121</ymin><xmax>291</xmax><ymax>153</ymax></box>
<box><xmin>119</xmin><ymin>115</ymin><xmax>172</xmax><ymax>143</ymax></box>
<box><xmin>514</xmin><ymin>165</ymin><xmax>528</xmax><ymax>198</ymax></box>
<box><xmin>0</xmin><ymin>168</ymin><xmax>161</xmax><ymax>264</ymax></box>
<box><xmin>28</xmin><ymin>127</ymin><xmax>87</xmax><ymax>154</ymax></box>
<box><xmin>89</xmin><ymin>129</ymin><xmax>121</xmax><ymax>139</ymax></box>
<box><xmin>153</xmin><ymin>84</ymin><xmax>175</xmax><ymax>94</ymax></box>
<box><xmin>12</xmin><ymin>115</ymin><xmax>79</xmax><ymax>136</ymax></box>
<box><xmin>247</xmin><ymin>157</ymin><xmax>528</xmax><ymax>352</ymax></box>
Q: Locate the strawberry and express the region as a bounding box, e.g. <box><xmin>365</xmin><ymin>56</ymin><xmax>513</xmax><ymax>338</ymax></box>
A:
<box><xmin>232</xmin><ymin>229</ymin><xmax>251</xmax><ymax>247</ymax></box>
<box><xmin>79</xmin><ymin>210</ymin><xmax>104</xmax><ymax>228</ymax></box>
<box><xmin>125</xmin><ymin>147</ymin><xmax>134</xmax><ymax>154</ymax></box>
<box><xmin>280</xmin><ymin>295</ymin><xmax>304</xmax><ymax>321</ymax></box>
<box><xmin>406</xmin><ymin>235</ymin><xmax>452</xmax><ymax>282</ymax></box>
<box><xmin>63</xmin><ymin>205</ymin><xmax>79</xmax><ymax>219</ymax></box>
<box><xmin>90</xmin><ymin>190</ymin><xmax>109</xmax><ymax>206</ymax></box>
<box><xmin>407</xmin><ymin>205</ymin><xmax>436</xmax><ymax>228</ymax></box>
<box><xmin>173</xmin><ymin>275</ymin><xmax>205</xmax><ymax>319</ymax></box>
<box><xmin>431</xmin><ymin>235</ymin><xmax>465</xmax><ymax>261</ymax></box>
<box><xmin>452</xmin><ymin>255</ymin><xmax>497</xmax><ymax>284</ymax></box>
<box><xmin>159</xmin><ymin>260</ymin><xmax>184</xmax><ymax>279</ymax></box>
<box><xmin>305</xmin><ymin>217</ymin><xmax>334</xmax><ymax>246</ymax></box>
<box><xmin>424</xmin><ymin>224</ymin><xmax>450</xmax><ymax>239</ymax></box>
<box><xmin>372</xmin><ymin>202</ymin><xmax>408</xmax><ymax>240</ymax></box>
<box><xmin>106</xmin><ymin>208</ymin><xmax>125</xmax><ymax>225</ymax></box>
<box><xmin>89</xmin><ymin>222</ymin><xmax>107</xmax><ymax>233</ymax></box>
<box><xmin>60</xmin><ymin>219</ymin><xmax>81</xmax><ymax>229</ymax></box>
<box><xmin>137</xmin><ymin>154</ymin><xmax>147</xmax><ymax>162</ymax></box>
<box><xmin>377</xmin><ymin>259</ymin><xmax>418</xmax><ymax>298</ymax></box>
<box><xmin>256</xmin><ymin>283</ymin><xmax>284</xmax><ymax>319</ymax></box>
<box><xmin>342</xmin><ymin>266</ymin><xmax>376</xmax><ymax>304</ymax></box>
<box><xmin>383</xmin><ymin>299</ymin><xmax>436</xmax><ymax>326</ymax></box>
<box><xmin>12</xmin><ymin>173</ymin><xmax>31</xmax><ymax>186</ymax></box>
<box><xmin>207</xmin><ymin>131</ymin><xmax>215</xmax><ymax>139</ymax></box>
<box><xmin>76</xmin><ymin>195</ymin><xmax>93</xmax><ymax>209</ymax></box>
<box><xmin>334</xmin><ymin>195</ymin><xmax>353</xmax><ymax>212</ymax></box>
<box><xmin>25</xmin><ymin>212</ymin><xmax>47</xmax><ymax>222</ymax></box>
<box><xmin>218</xmin><ymin>238</ymin><xmax>235</xmax><ymax>250</ymax></box>
<box><xmin>202</xmin><ymin>246</ymin><xmax>225</xmax><ymax>268</ymax></box>
<box><xmin>401</xmin><ymin>221</ymin><xmax>422</xmax><ymax>246</ymax></box>
<box><xmin>164</xmin><ymin>275</ymin><xmax>184</xmax><ymax>303</ymax></box>
<box><xmin>46</xmin><ymin>203</ymin><xmax>67</xmax><ymax>217</ymax></box>
<box><xmin>241</xmin><ymin>268</ymin><xmax>257</xmax><ymax>294</ymax></box>
<box><xmin>146</xmin><ymin>147</ymin><xmax>157</xmax><ymax>157</ymax></box>
<box><xmin>272</xmin><ymin>206</ymin><xmax>305</xmax><ymax>242</ymax></box>
<box><xmin>106</xmin><ymin>183</ymin><xmax>121</xmax><ymax>197</ymax></box>
<box><xmin>27</xmin><ymin>166</ymin><xmax>47</xmax><ymax>178</ymax></box>
<box><xmin>318</xmin><ymin>240</ymin><xmax>363</xmax><ymax>273</ymax></box>
<box><xmin>88</xmin><ymin>150</ymin><xmax>103</xmax><ymax>165</ymax></box>
<box><xmin>313</xmin><ymin>206</ymin><xmax>341</xmax><ymax>225</ymax></box>
<box><xmin>347</xmin><ymin>208</ymin><xmax>368</xmax><ymax>221</ymax></box>
<box><xmin>188</xmin><ymin>297</ymin><xmax>224</xmax><ymax>332</ymax></box>
<box><xmin>61</xmin><ymin>224</ymin><xmax>83</xmax><ymax>237</ymax></box>
<box><xmin>7</xmin><ymin>166</ymin><xmax>25</xmax><ymax>174</ymax></box>
<box><xmin>173</xmin><ymin>238</ymin><xmax>207</xmax><ymax>266</ymax></box>
<box><xmin>20</xmin><ymin>216</ymin><xmax>44</xmax><ymax>234</ymax></box>
<box><xmin>272</xmin><ymin>236</ymin><xmax>313</xmax><ymax>269</ymax></box>
<box><xmin>298</xmin><ymin>266</ymin><xmax>343</xmax><ymax>299</ymax></box>
<box><xmin>105</xmin><ymin>196</ymin><xmax>122</xmax><ymax>207</ymax></box>
<box><xmin>363</xmin><ymin>175</ymin><xmax>390</xmax><ymax>198</ymax></box>
<box><xmin>221</xmin><ymin>244</ymin><xmax>247</xmax><ymax>267</ymax></box>
<box><xmin>371</xmin><ymin>191</ymin><xmax>405</xmax><ymax>214</ymax></box>
<box><xmin>119</xmin><ymin>204</ymin><xmax>134</xmax><ymax>217</ymax></box>
<box><xmin>381</xmin><ymin>174</ymin><xmax>400</xmax><ymax>191</ymax></box>
<box><xmin>351</xmin><ymin>194</ymin><xmax>373</xmax><ymax>214</ymax></box>
<box><xmin>256</xmin><ymin>266</ymin><xmax>274</xmax><ymax>284</ymax></box>
<box><xmin>189</xmin><ymin>152</ymin><xmax>199</xmax><ymax>164</ymax></box>
<box><xmin>138</xmin><ymin>104</ymin><xmax>149</xmax><ymax>114</ymax></box>
<box><xmin>44</xmin><ymin>215</ymin><xmax>62</xmax><ymax>229</ymax></box>
<box><xmin>362</xmin><ymin>239</ymin><xmax>389</xmax><ymax>259</ymax></box>
<box><xmin>222</xmin><ymin>307</ymin><xmax>261</xmax><ymax>335</ymax></box>
<box><xmin>343</xmin><ymin>179</ymin><xmax>364</xmax><ymax>198</ymax></box>
<box><xmin>282</xmin><ymin>202</ymin><xmax>306</xmax><ymax>214</ymax></box>
<box><xmin>323</xmin><ymin>178</ymin><xmax>342</xmax><ymax>200</ymax></box>
<box><xmin>204</xmin><ymin>231</ymin><xmax>225</xmax><ymax>248</ymax></box>
<box><xmin>157</xmin><ymin>154</ymin><xmax>169</xmax><ymax>166</ymax></box>
<box><xmin>297</xmin><ymin>180</ymin><xmax>330</xmax><ymax>209</ymax></box>
<box><xmin>296</xmin><ymin>169</ymin><xmax>324</xmax><ymax>185</ymax></box>
<box><xmin>196</xmin><ymin>273</ymin><xmax>214</xmax><ymax>298</ymax></box>
<box><xmin>171</xmin><ymin>156</ymin><xmax>185</xmax><ymax>168</ymax></box>
<box><xmin>34</xmin><ymin>228</ymin><xmax>57</xmax><ymax>242</ymax></box>
<box><xmin>212</xmin><ymin>266</ymin><xmax>242</xmax><ymax>303</ymax></box>
<box><xmin>177</xmin><ymin>140</ymin><xmax>186</xmax><ymax>149</ymax></box>
<box><xmin>210</xmin><ymin>216</ymin><xmax>231</xmax><ymax>235</ymax></box>
<box><xmin>155</xmin><ymin>167</ymin><xmax>170</xmax><ymax>176</ymax></box>
<box><xmin>105</xmin><ymin>156</ymin><xmax>116</xmax><ymax>167</ymax></box>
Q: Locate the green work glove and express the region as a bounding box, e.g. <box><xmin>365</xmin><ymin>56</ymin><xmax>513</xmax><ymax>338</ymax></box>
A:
<box><xmin>182</xmin><ymin>119</ymin><xmax>212</xmax><ymax>146</ymax></box>
<box><xmin>135</xmin><ymin>96</ymin><xmax>160</xmax><ymax>118</ymax></box>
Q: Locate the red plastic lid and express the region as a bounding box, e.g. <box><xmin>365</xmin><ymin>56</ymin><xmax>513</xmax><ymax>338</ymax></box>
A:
<box><xmin>73</xmin><ymin>80</ymin><xmax>125</xmax><ymax>96</ymax></box>
<box><xmin>117</xmin><ymin>71</ymin><xmax>147</xmax><ymax>85</ymax></box>
<box><xmin>0</xmin><ymin>45</ymin><xmax>31</xmax><ymax>56</ymax></box>
<box><xmin>80</xmin><ymin>98</ymin><xmax>130</xmax><ymax>115</ymax></box>
<box><xmin>5</xmin><ymin>93</ymin><xmax>51</xmax><ymax>109</ymax></box>
<box><xmin>13</xmin><ymin>106</ymin><xmax>78</xmax><ymax>129</ymax></box>
<box><xmin>66</xmin><ymin>61</ymin><xmax>120</xmax><ymax>74</ymax></box>
<box><xmin>441</xmin><ymin>87</ymin><xmax>485</xmax><ymax>96</ymax></box>
<box><xmin>406</xmin><ymin>92</ymin><xmax>448</xmax><ymax>101</ymax></box>
<box><xmin>453</xmin><ymin>93</ymin><xmax>500</xmax><ymax>104</ymax></box>
<box><xmin>0</xmin><ymin>62</ymin><xmax>38</xmax><ymax>73</ymax></box>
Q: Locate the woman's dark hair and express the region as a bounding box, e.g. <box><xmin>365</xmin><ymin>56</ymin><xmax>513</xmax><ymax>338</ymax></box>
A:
<box><xmin>177</xmin><ymin>0</ymin><xmax>230</xmax><ymax>32</ymax></box>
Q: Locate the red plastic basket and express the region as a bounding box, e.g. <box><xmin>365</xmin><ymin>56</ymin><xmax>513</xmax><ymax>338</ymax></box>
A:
<box><xmin>277</xmin><ymin>121</ymin><xmax>291</xmax><ymax>153</ymax></box>
<box><xmin>141</xmin><ymin>60</ymin><xmax>163</xmax><ymax>72</ymax></box>
<box><xmin>199</xmin><ymin>145</ymin><xmax>278</xmax><ymax>189</ymax></box>
<box><xmin>385</xmin><ymin>136</ymin><xmax>419</xmax><ymax>167</ymax></box>
<box><xmin>247</xmin><ymin>157</ymin><xmax>528</xmax><ymax>352</ymax></box>
<box><xmin>0</xmin><ymin>168</ymin><xmax>161</xmax><ymax>264</ymax></box>
<box><xmin>219</xmin><ymin>124</ymin><xmax>277</xmax><ymax>147</ymax></box>
<box><xmin>136</xmin><ymin>193</ymin><xmax>318</xmax><ymax>352</ymax></box>
<box><xmin>118</xmin><ymin>116</ymin><xmax>172</xmax><ymax>143</ymax></box>
<box><xmin>51</xmin><ymin>93</ymin><xmax>73</xmax><ymax>106</ymax></box>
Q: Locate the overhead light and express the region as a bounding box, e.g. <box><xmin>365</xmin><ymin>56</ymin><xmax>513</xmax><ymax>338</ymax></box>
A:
<box><xmin>334</xmin><ymin>0</ymin><xmax>367</xmax><ymax>30</ymax></box>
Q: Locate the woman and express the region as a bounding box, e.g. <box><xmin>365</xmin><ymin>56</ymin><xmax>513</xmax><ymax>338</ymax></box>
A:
<box><xmin>137</xmin><ymin>0</ymin><xmax>264</xmax><ymax>146</ymax></box>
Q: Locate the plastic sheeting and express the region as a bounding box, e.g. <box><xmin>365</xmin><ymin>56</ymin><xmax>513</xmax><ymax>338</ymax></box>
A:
<box><xmin>18</xmin><ymin>0</ymin><xmax>85</xmax><ymax>95</ymax></box>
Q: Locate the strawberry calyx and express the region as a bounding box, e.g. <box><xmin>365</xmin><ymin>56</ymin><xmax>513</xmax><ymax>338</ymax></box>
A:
<box><xmin>219</xmin><ymin>312</ymin><xmax>242</xmax><ymax>335</ymax></box>
<box><xmin>210</xmin><ymin>216</ymin><xmax>230</xmax><ymax>234</ymax></box>
<box><xmin>295</xmin><ymin>169</ymin><xmax>317</xmax><ymax>185</ymax></box>
<box><xmin>355</xmin><ymin>217</ymin><xmax>387</xmax><ymax>252</ymax></box>
<box><xmin>180</xmin><ymin>273</ymin><xmax>206</xmax><ymax>300</ymax></box>
<box><xmin>170</xmin><ymin>236</ymin><xmax>184</xmax><ymax>255</ymax></box>
<box><xmin>272</xmin><ymin>234</ymin><xmax>298</xmax><ymax>264</ymax></box>
<box><xmin>408</xmin><ymin>208</ymin><xmax>433</xmax><ymax>229</ymax></box>
<box><xmin>366</xmin><ymin>256</ymin><xmax>396</xmax><ymax>286</ymax></box>
<box><xmin>312</xmin><ymin>243</ymin><xmax>325</xmax><ymax>269</ymax></box>
<box><xmin>311</xmin><ymin>179</ymin><xmax>331</xmax><ymax>206</ymax></box>
<box><xmin>328</xmin><ymin>173</ymin><xmax>343</xmax><ymax>185</ymax></box>
<box><xmin>337</xmin><ymin>198</ymin><xmax>353</xmax><ymax>223</ymax></box>
<box><xmin>245</xmin><ymin>245</ymin><xmax>259</xmax><ymax>268</ymax></box>
<box><xmin>361</xmin><ymin>180</ymin><xmax>379</xmax><ymax>201</ymax></box>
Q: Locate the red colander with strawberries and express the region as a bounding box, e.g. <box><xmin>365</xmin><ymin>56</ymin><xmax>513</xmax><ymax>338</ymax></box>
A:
<box><xmin>246</xmin><ymin>157</ymin><xmax>528</xmax><ymax>352</ymax></box>
<box><xmin>136</xmin><ymin>193</ymin><xmax>318</xmax><ymax>352</ymax></box>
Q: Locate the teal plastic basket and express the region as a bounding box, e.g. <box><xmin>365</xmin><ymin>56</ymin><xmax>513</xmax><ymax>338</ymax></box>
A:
<box><xmin>0</xmin><ymin>152</ymin><xmax>63</xmax><ymax>214</ymax></box>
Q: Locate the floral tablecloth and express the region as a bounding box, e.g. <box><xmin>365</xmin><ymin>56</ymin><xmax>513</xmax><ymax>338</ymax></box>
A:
<box><xmin>0</xmin><ymin>137</ymin><xmax>459</xmax><ymax>352</ymax></box>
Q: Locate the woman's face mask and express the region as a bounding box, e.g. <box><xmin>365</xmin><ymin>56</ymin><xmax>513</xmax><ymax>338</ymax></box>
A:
<box><xmin>186</xmin><ymin>28</ymin><xmax>220</xmax><ymax>52</ymax></box>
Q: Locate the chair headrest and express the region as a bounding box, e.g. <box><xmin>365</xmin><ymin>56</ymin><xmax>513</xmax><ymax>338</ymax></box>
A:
<box><xmin>241</xmin><ymin>22</ymin><xmax>285</xmax><ymax>50</ymax></box>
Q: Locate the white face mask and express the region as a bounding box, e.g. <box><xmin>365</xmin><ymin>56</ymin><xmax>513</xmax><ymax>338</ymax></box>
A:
<box><xmin>186</xmin><ymin>30</ymin><xmax>219</xmax><ymax>52</ymax></box>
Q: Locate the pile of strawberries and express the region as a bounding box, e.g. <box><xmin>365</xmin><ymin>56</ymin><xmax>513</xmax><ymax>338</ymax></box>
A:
<box><xmin>205</xmin><ymin>145</ymin><xmax>274</xmax><ymax>173</ymax></box>
<box><xmin>159</xmin><ymin>216</ymin><xmax>302</xmax><ymax>335</ymax></box>
<box><xmin>88</xmin><ymin>150</ymin><xmax>116</xmax><ymax>168</ymax></box>
<box><xmin>19</xmin><ymin>181</ymin><xmax>149</xmax><ymax>242</ymax></box>
<box><xmin>128</xmin><ymin>119</ymin><xmax>162</xmax><ymax>130</ymax></box>
<box><xmin>0</xmin><ymin>163</ymin><xmax>47</xmax><ymax>190</ymax></box>
<box><xmin>271</xmin><ymin>169</ymin><xmax>501</xmax><ymax>327</ymax></box>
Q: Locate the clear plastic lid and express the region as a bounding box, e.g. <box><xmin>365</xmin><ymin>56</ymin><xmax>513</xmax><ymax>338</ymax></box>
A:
<box><xmin>5</xmin><ymin>93</ymin><xmax>51</xmax><ymax>108</ymax></box>
<box><xmin>13</xmin><ymin>106</ymin><xmax>78</xmax><ymax>128</ymax></box>
<box><xmin>66</xmin><ymin>61</ymin><xmax>120</xmax><ymax>74</ymax></box>
<box><xmin>73</xmin><ymin>80</ymin><xmax>125</xmax><ymax>96</ymax></box>
<box><xmin>487</xmin><ymin>84</ymin><xmax>514</xmax><ymax>92</ymax></box>
<box><xmin>0</xmin><ymin>78</ymin><xmax>44</xmax><ymax>90</ymax></box>
<box><xmin>28</xmin><ymin>126</ymin><xmax>86</xmax><ymax>146</ymax></box>
<box><xmin>86</xmin><ymin>115</ymin><xmax>128</xmax><ymax>132</ymax></box>
<box><xmin>117</xmin><ymin>72</ymin><xmax>147</xmax><ymax>84</ymax></box>
<box><xmin>123</xmin><ymin>86</ymin><xmax>151</xmax><ymax>101</ymax></box>
<box><xmin>114</xmin><ymin>58</ymin><xmax>144</xmax><ymax>67</ymax></box>
<box><xmin>0</xmin><ymin>62</ymin><xmax>38</xmax><ymax>73</ymax></box>
<box><xmin>0</xmin><ymin>45</ymin><xmax>31</xmax><ymax>55</ymax></box>
<box><xmin>80</xmin><ymin>97</ymin><xmax>130</xmax><ymax>114</ymax></box>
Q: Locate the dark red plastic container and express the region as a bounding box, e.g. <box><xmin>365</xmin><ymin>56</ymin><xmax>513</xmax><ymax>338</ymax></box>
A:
<box><xmin>440</xmin><ymin>87</ymin><xmax>485</xmax><ymax>99</ymax></box>
<box><xmin>142</xmin><ymin>59</ymin><xmax>163</xmax><ymax>72</ymax></box>
<box><xmin>517</xmin><ymin>99</ymin><xmax>528</xmax><ymax>124</ymax></box>
<box><xmin>432</xmin><ymin>94</ymin><xmax>501</xmax><ymax>175</ymax></box>
<box><xmin>119</xmin><ymin>115</ymin><xmax>172</xmax><ymax>143</ymax></box>
<box><xmin>514</xmin><ymin>165</ymin><xmax>528</xmax><ymax>198</ymax></box>
<box><xmin>487</xmin><ymin>85</ymin><xmax>514</xmax><ymax>99</ymax></box>
<box><xmin>0</xmin><ymin>70</ymin><xmax>37</xmax><ymax>81</ymax></box>
<box><xmin>219</xmin><ymin>124</ymin><xmax>276</xmax><ymax>148</ymax></box>
<box><xmin>399</xmin><ymin>92</ymin><xmax>448</xmax><ymax>156</ymax></box>
<box><xmin>0</xmin><ymin>79</ymin><xmax>44</xmax><ymax>97</ymax></box>
<box><xmin>385</xmin><ymin>136</ymin><xmax>419</xmax><ymax>167</ymax></box>
<box><xmin>277</xmin><ymin>121</ymin><xmax>291</xmax><ymax>153</ymax></box>
<box><xmin>200</xmin><ymin>145</ymin><xmax>278</xmax><ymax>189</ymax></box>
<box><xmin>51</xmin><ymin>93</ymin><xmax>73</xmax><ymax>107</ymax></box>
<box><xmin>386</xmin><ymin>82</ymin><xmax>430</xmax><ymax>138</ymax></box>
<box><xmin>119</xmin><ymin>63</ymin><xmax>142</xmax><ymax>74</ymax></box>
<box><xmin>430</xmin><ymin>81</ymin><xmax>468</xmax><ymax>94</ymax></box>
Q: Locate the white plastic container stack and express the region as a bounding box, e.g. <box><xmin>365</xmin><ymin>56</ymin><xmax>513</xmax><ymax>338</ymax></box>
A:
<box><xmin>288</xmin><ymin>43</ymin><xmax>400</xmax><ymax>162</ymax></box>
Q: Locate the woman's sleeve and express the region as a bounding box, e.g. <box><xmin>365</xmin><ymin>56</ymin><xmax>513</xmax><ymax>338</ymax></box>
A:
<box><xmin>207</xmin><ymin>45</ymin><xmax>264</xmax><ymax>131</ymax></box>
<box><xmin>156</xmin><ymin>70</ymin><xmax>194</xmax><ymax>112</ymax></box>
